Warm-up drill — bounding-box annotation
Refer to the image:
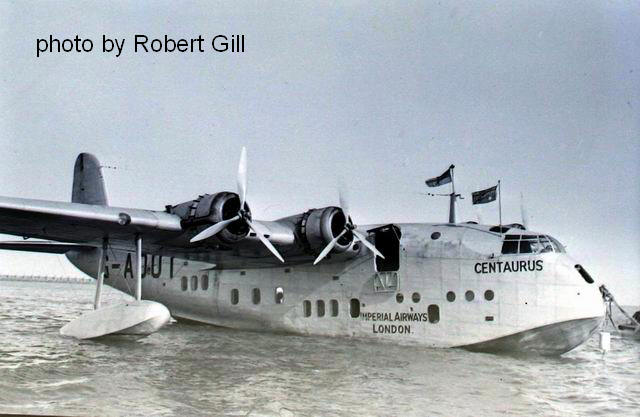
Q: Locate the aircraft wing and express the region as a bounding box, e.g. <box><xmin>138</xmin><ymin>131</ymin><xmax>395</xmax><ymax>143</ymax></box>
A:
<box><xmin>0</xmin><ymin>196</ymin><xmax>184</xmax><ymax>250</ymax></box>
<box><xmin>0</xmin><ymin>151</ymin><xmax>369</xmax><ymax>269</ymax></box>
<box><xmin>0</xmin><ymin>196</ymin><xmax>306</xmax><ymax>267</ymax></box>
<box><xmin>0</xmin><ymin>196</ymin><xmax>366</xmax><ymax>269</ymax></box>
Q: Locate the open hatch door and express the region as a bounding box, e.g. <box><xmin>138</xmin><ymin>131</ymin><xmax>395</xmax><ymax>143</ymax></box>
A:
<box><xmin>368</xmin><ymin>224</ymin><xmax>401</xmax><ymax>272</ymax></box>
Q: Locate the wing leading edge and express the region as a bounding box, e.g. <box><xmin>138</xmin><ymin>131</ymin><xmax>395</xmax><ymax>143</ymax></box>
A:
<box><xmin>0</xmin><ymin>196</ymin><xmax>183</xmax><ymax>249</ymax></box>
<box><xmin>0</xmin><ymin>240</ymin><xmax>96</xmax><ymax>254</ymax></box>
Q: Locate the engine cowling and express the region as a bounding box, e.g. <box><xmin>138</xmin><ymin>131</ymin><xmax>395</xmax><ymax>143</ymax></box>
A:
<box><xmin>299</xmin><ymin>206</ymin><xmax>353</xmax><ymax>254</ymax></box>
<box><xmin>167</xmin><ymin>192</ymin><xmax>250</xmax><ymax>244</ymax></box>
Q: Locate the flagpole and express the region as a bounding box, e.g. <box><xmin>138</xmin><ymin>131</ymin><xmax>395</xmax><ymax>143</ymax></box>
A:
<box><xmin>449</xmin><ymin>164</ymin><xmax>455</xmax><ymax>224</ymax></box>
<box><xmin>498</xmin><ymin>180</ymin><xmax>502</xmax><ymax>233</ymax></box>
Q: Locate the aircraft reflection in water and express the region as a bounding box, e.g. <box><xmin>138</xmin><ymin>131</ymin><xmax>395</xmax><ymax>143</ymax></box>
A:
<box><xmin>0</xmin><ymin>149</ymin><xmax>604</xmax><ymax>354</ymax></box>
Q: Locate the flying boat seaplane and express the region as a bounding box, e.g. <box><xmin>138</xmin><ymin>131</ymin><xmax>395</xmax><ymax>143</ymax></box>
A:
<box><xmin>0</xmin><ymin>149</ymin><xmax>604</xmax><ymax>353</ymax></box>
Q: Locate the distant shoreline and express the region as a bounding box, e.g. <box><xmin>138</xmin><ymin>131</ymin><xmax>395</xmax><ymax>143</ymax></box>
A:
<box><xmin>0</xmin><ymin>275</ymin><xmax>91</xmax><ymax>284</ymax></box>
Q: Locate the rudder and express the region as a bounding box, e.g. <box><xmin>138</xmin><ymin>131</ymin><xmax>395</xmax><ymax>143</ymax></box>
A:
<box><xmin>72</xmin><ymin>153</ymin><xmax>108</xmax><ymax>205</ymax></box>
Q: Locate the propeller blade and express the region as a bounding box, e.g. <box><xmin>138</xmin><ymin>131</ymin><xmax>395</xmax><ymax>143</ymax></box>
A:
<box><xmin>247</xmin><ymin>219</ymin><xmax>284</xmax><ymax>263</ymax></box>
<box><xmin>190</xmin><ymin>215</ymin><xmax>240</xmax><ymax>243</ymax></box>
<box><xmin>338</xmin><ymin>188</ymin><xmax>351</xmax><ymax>224</ymax></box>
<box><xmin>249</xmin><ymin>219</ymin><xmax>271</xmax><ymax>237</ymax></box>
<box><xmin>237</xmin><ymin>146</ymin><xmax>248</xmax><ymax>209</ymax></box>
<box><xmin>520</xmin><ymin>192</ymin><xmax>529</xmax><ymax>229</ymax></box>
<box><xmin>313</xmin><ymin>229</ymin><xmax>348</xmax><ymax>265</ymax></box>
<box><xmin>352</xmin><ymin>229</ymin><xmax>385</xmax><ymax>259</ymax></box>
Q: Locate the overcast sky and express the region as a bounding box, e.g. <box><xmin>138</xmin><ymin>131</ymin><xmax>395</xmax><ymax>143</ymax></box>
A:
<box><xmin>1</xmin><ymin>1</ymin><xmax>638</xmax><ymax>303</ymax></box>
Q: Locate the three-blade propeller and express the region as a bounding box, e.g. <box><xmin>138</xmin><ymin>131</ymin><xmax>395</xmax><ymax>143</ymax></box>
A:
<box><xmin>313</xmin><ymin>190</ymin><xmax>385</xmax><ymax>265</ymax></box>
<box><xmin>190</xmin><ymin>147</ymin><xmax>284</xmax><ymax>263</ymax></box>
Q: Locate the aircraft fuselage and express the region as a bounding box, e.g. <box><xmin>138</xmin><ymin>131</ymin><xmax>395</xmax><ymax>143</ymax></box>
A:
<box><xmin>66</xmin><ymin>223</ymin><xmax>604</xmax><ymax>354</ymax></box>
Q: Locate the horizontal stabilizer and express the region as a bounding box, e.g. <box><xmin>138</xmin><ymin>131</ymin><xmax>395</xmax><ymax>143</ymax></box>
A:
<box><xmin>0</xmin><ymin>241</ymin><xmax>96</xmax><ymax>254</ymax></box>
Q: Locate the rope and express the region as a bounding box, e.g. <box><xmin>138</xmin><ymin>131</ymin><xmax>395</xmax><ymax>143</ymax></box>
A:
<box><xmin>600</xmin><ymin>285</ymin><xmax>640</xmax><ymax>333</ymax></box>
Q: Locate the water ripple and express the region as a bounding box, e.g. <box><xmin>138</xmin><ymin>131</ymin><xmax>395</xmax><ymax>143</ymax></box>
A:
<box><xmin>0</xmin><ymin>280</ymin><xmax>638</xmax><ymax>417</ymax></box>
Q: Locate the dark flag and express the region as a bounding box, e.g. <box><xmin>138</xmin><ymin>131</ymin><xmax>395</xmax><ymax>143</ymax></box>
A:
<box><xmin>425</xmin><ymin>166</ymin><xmax>453</xmax><ymax>187</ymax></box>
<box><xmin>472</xmin><ymin>185</ymin><xmax>497</xmax><ymax>205</ymax></box>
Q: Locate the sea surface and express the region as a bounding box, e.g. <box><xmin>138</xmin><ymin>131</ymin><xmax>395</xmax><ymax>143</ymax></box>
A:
<box><xmin>0</xmin><ymin>280</ymin><xmax>638</xmax><ymax>417</ymax></box>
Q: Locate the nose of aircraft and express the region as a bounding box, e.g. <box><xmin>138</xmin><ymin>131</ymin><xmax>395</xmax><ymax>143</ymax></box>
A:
<box><xmin>560</xmin><ymin>256</ymin><xmax>606</xmax><ymax>317</ymax></box>
<box><xmin>462</xmin><ymin>255</ymin><xmax>606</xmax><ymax>355</ymax></box>
<box><xmin>555</xmin><ymin>257</ymin><xmax>606</xmax><ymax>351</ymax></box>
<box><xmin>519</xmin><ymin>256</ymin><xmax>605</xmax><ymax>354</ymax></box>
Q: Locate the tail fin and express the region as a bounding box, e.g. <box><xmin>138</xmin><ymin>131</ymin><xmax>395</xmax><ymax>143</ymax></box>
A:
<box><xmin>72</xmin><ymin>153</ymin><xmax>108</xmax><ymax>205</ymax></box>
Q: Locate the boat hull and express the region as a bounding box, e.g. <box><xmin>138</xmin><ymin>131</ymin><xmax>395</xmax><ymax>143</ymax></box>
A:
<box><xmin>460</xmin><ymin>316</ymin><xmax>603</xmax><ymax>355</ymax></box>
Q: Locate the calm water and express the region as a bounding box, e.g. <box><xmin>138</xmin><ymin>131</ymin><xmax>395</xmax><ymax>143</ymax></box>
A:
<box><xmin>0</xmin><ymin>280</ymin><xmax>638</xmax><ymax>417</ymax></box>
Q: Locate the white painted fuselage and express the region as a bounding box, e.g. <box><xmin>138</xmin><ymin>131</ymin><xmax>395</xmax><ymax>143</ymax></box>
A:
<box><xmin>67</xmin><ymin>223</ymin><xmax>604</xmax><ymax>354</ymax></box>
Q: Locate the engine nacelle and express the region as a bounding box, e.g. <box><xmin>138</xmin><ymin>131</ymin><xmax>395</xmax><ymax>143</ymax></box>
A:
<box><xmin>299</xmin><ymin>206</ymin><xmax>352</xmax><ymax>254</ymax></box>
<box><xmin>167</xmin><ymin>192</ymin><xmax>249</xmax><ymax>244</ymax></box>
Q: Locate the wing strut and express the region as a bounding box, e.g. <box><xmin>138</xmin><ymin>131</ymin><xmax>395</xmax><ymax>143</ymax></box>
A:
<box><xmin>93</xmin><ymin>239</ymin><xmax>107</xmax><ymax>310</ymax></box>
<box><xmin>135</xmin><ymin>235</ymin><xmax>142</xmax><ymax>301</ymax></box>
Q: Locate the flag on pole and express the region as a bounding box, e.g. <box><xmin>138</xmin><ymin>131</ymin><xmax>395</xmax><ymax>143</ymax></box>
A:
<box><xmin>472</xmin><ymin>185</ymin><xmax>498</xmax><ymax>205</ymax></box>
<box><xmin>425</xmin><ymin>166</ymin><xmax>452</xmax><ymax>187</ymax></box>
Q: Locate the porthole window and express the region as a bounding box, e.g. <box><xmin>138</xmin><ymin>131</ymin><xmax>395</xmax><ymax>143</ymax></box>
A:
<box><xmin>201</xmin><ymin>275</ymin><xmax>209</xmax><ymax>291</ymax></box>
<box><xmin>412</xmin><ymin>292</ymin><xmax>421</xmax><ymax>303</ymax></box>
<box><xmin>303</xmin><ymin>300</ymin><xmax>311</xmax><ymax>317</ymax></box>
<box><xmin>181</xmin><ymin>276</ymin><xmax>188</xmax><ymax>291</ymax></box>
<box><xmin>330</xmin><ymin>299</ymin><xmax>339</xmax><ymax>317</ymax></box>
<box><xmin>231</xmin><ymin>288</ymin><xmax>239</xmax><ymax>305</ymax></box>
<box><xmin>350</xmin><ymin>298</ymin><xmax>360</xmax><ymax>318</ymax></box>
<box><xmin>317</xmin><ymin>300</ymin><xmax>325</xmax><ymax>317</ymax></box>
<box><xmin>465</xmin><ymin>290</ymin><xmax>475</xmax><ymax>301</ymax></box>
<box><xmin>431</xmin><ymin>232</ymin><xmax>441</xmax><ymax>240</ymax></box>
<box><xmin>275</xmin><ymin>287</ymin><xmax>284</xmax><ymax>304</ymax></box>
<box><xmin>428</xmin><ymin>304</ymin><xmax>440</xmax><ymax>323</ymax></box>
<box><xmin>396</xmin><ymin>293</ymin><xmax>404</xmax><ymax>303</ymax></box>
<box><xmin>252</xmin><ymin>288</ymin><xmax>261</xmax><ymax>305</ymax></box>
<box><xmin>484</xmin><ymin>290</ymin><xmax>494</xmax><ymax>301</ymax></box>
<box><xmin>190</xmin><ymin>275</ymin><xmax>198</xmax><ymax>291</ymax></box>
<box><xmin>446</xmin><ymin>291</ymin><xmax>456</xmax><ymax>302</ymax></box>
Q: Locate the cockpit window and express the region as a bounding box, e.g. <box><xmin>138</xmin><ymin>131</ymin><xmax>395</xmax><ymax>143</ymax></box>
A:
<box><xmin>502</xmin><ymin>240</ymin><xmax>518</xmax><ymax>254</ymax></box>
<box><xmin>519</xmin><ymin>236</ymin><xmax>540</xmax><ymax>254</ymax></box>
<box><xmin>501</xmin><ymin>235</ymin><xmax>565</xmax><ymax>254</ymax></box>
<box><xmin>538</xmin><ymin>236</ymin><xmax>552</xmax><ymax>252</ymax></box>
<box><xmin>547</xmin><ymin>236</ymin><xmax>565</xmax><ymax>253</ymax></box>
